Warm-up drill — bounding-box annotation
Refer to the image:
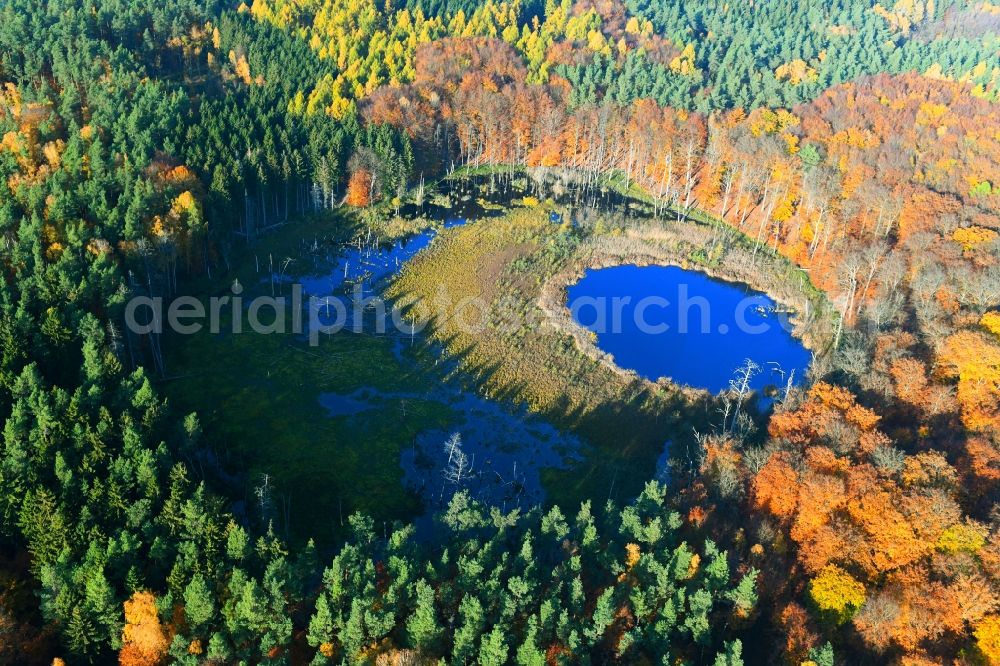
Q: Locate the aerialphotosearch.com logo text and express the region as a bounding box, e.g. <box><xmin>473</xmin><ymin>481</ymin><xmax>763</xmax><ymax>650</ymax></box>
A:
<box><xmin>124</xmin><ymin>280</ymin><xmax>790</xmax><ymax>347</ymax></box>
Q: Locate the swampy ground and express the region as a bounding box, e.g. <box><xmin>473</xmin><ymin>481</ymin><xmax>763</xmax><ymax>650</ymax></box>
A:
<box><xmin>162</xmin><ymin>214</ymin><xmax>455</xmax><ymax>545</ymax></box>
<box><xmin>162</xmin><ymin>174</ymin><xmax>831</xmax><ymax>548</ymax></box>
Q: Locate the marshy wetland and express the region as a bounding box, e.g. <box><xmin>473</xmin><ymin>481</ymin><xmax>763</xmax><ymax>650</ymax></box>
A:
<box><xmin>163</xmin><ymin>174</ymin><xmax>833</xmax><ymax>546</ymax></box>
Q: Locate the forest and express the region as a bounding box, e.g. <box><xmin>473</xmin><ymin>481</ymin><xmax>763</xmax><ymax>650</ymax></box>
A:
<box><xmin>0</xmin><ymin>0</ymin><xmax>998</xmax><ymax>664</ymax></box>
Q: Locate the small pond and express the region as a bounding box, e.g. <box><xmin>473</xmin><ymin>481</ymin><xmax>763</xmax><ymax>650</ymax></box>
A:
<box><xmin>567</xmin><ymin>265</ymin><xmax>812</xmax><ymax>394</ymax></box>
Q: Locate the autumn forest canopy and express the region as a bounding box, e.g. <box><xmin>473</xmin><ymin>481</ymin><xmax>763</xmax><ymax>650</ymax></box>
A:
<box><xmin>0</xmin><ymin>0</ymin><xmax>999</xmax><ymax>664</ymax></box>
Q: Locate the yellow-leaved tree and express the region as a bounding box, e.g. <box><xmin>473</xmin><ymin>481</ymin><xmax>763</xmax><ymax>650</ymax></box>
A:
<box><xmin>976</xmin><ymin>615</ymin><xmax>1000</xmax><ymax>664</ymax></box>
<box><xmin>937</xmin><ymin>330</ymin><xmax>1000</xmax><ymax>432</ymax></box>
<box><xmin>808</xmin><ymin>565</ymin><xmax>866</xmax><ymax>624</ymax></box>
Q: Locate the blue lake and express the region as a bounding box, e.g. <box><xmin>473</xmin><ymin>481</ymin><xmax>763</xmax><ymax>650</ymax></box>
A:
<box><xmin>566</xmin><ymin>265</ymin><xmax>812</xmax><ymax>394</ymax></box>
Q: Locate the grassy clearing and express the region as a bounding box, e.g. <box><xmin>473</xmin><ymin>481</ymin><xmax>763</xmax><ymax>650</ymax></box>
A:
<box><xmin>162</xmin><ymin>177</ymin><xmax>832</xmax><ymax>544</ymax></box>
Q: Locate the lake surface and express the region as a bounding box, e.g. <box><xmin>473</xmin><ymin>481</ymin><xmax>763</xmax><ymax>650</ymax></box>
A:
<box><xmin>567</xmin><ymin>265</ymin><xmax>811</xmax><ymax>394</ymax></box>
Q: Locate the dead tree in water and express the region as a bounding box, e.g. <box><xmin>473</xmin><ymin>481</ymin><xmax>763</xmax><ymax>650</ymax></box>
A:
<box><xmin>725</xmin><ymin>358</ymin><xmax>760</xmax><ymax>437</ymax></box>
<box><xmin>440</xmin><ymin>433</ymin><xmax>475</xmax><ymax>502</ymax></box>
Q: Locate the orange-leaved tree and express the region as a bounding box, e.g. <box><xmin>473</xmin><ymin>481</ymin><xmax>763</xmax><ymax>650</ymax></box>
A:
<box><xmin>345</xmin><ymin>169</ymin><xmax>374</xmax><ymax>207</ymax></box>
<box><xmin>119</xmin><ymin>591</ymin><xmax>168</xmax><ymax>666</ymax></box>
<box><xmin>751</xmin><ymin>382</ymin><xmax>998</xmax><ymax>659</ymax></box>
